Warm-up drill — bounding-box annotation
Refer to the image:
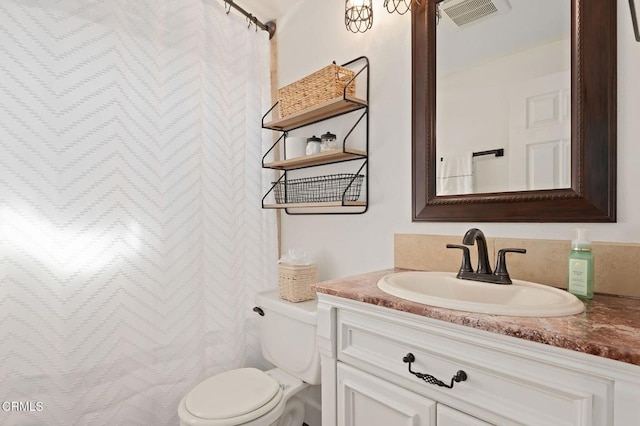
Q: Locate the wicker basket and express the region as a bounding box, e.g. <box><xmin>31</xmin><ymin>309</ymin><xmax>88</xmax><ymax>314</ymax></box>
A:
<box><xmin>273</xmin><ymin>174</ymin><xmax>364</xmax><ymax>204</ymax></box>
<box><xmin>278</xmin><ymin>264</ymin><xmax>317</xmax><ymax>302</ymax></box>
<box><xmin>278</xmin><ymin>62</ymin><xmax>356</xmax><ymax>118</ymax></box>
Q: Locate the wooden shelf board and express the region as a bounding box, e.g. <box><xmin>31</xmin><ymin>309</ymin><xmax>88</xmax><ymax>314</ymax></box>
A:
<box><xmin>263</xmin><ymin>201</ymin><xmax>366</xmax><ymax>209</ymax></box>
<box><xmin>264</xmin><ymin>149</ymin><xmax>367</xmax><ymax>170</ymax></box>
<box><xmin>264</xmin><ymin>96</ymin><xmax>367</xmax><ymax>131</ymax></box>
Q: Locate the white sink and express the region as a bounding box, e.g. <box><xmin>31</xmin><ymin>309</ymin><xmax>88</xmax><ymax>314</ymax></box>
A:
<box><xmin>377</xmin><ymin>271</ymin><xmax>585</xmax><ymax>317</ymax></box>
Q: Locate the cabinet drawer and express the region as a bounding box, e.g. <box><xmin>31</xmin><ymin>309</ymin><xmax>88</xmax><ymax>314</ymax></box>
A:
<box><xmin>337</xmin><ymin>310</ymin><xmax>613</xmax><ymax>426</ymax></box>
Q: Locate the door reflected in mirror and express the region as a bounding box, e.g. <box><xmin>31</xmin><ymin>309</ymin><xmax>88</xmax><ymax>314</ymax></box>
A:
<box><xmin>435</xmin><ymin>0</ymin><xmax>571</xmax><ymax>195</ymax></box>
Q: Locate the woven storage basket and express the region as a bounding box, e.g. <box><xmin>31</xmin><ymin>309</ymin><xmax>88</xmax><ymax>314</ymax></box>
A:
<box><xmin>278</xmin><ymin>264</ymin><xmax>317</xmax><ymax>302</ymax></box>
<box><xmin>278</xmin><ymin>62</ymin><xmax>356</xmax><ymax>118</ymax></box>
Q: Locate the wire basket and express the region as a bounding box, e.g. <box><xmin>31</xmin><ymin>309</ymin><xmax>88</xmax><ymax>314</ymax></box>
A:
<box><xmin>278</xmin><ymin>264</ymin><xmax>317</xmax><ymax>302</ymax></box>
<box><xmin>273</xmin><ymin>174</ymin><xmax>364</xmax><ymax>204</ymax></box>
<box><xmin>278</xmin><ymin>62</ymin><xmax>356</xmax><ymax>118</ymax></box>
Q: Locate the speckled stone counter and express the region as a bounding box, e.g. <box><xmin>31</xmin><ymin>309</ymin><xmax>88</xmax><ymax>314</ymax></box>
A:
<box><xmin>312</xmin><ymin>269</ymin><xmax>640</xmax><ymax>367</ymax></box>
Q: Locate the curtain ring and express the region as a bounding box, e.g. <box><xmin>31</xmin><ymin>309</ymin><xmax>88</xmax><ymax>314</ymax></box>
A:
<box><xmin>247</xmin><ymin>14</ymin><xmax>253</xmax><ymax>29</ymax></box>
<box><xmin>224</xmin><ymin>0</ymin><xmax>231</xmax><ymax>14</ymax></box>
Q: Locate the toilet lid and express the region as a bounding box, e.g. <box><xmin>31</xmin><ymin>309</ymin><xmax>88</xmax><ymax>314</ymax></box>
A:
<box><xmin>185</xmin><ymin>368</ymin><xmax>282</xmax><ymax>423</ymax></box>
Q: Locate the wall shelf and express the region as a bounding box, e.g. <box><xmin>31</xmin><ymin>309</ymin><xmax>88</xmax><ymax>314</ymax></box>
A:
<box><xmin>263</xmin><ymin>96</ymin><xmax>367</xmax><ymax>132</ymax></box>
<box><xmin>261</xmin><ymin>56</ymin><xmax>369</xmax><ymax>215</ymax></box>
<box><xmin>263</xmin><ymin>148</ymin><xmax>367</xmax><ymax>171</ymax></box>
<box><xmin>262</xmin><ymin>201</ymin><xmax>366</xmax><ymax>209</ymax></box>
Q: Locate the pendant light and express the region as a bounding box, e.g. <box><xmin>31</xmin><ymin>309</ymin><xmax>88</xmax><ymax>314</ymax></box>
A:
<box><xmin>345</xmin><ymin>0</ymin><xmax>373</xmax><ymax>33</ymax></box>
<box><xmin>383</xmin><ymin>0</ymin><xmax>419</xmax><ymax>15</ymax></box>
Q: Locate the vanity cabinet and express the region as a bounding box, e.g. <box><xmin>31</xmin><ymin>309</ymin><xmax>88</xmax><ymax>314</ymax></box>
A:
<box><xmin>317</xmin><ymin>294</ymin><xmax>640</xmax><ymax>426</ymax></box>
<box><xmin>260</xmin><ymin>57</ymin><xmax>369</xmax><ymax>214</ymax></box>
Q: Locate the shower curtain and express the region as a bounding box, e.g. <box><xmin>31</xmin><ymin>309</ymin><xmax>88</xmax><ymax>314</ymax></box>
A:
<box><xmin>0</xmin><ymin>1</ymin><xmax>278</xmax><ymax>425</ymax></box>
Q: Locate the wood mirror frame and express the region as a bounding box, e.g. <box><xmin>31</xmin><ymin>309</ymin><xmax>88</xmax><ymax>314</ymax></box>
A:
<box><xmin>412</xmin><ymin>0</ymin><xmax>617</xmax><ymax>222</ymax></box>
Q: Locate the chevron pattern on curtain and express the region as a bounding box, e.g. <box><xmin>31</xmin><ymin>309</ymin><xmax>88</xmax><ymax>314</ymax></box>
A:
<box><xmin>0</xmin><ymin>1</ymin><xmax>278</xmax><ymax>424</ymax></box>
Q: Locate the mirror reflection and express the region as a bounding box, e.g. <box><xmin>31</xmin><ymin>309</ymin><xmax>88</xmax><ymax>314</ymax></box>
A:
<box><xmin>435</xmin><ymin>0</ymin><xmax>571</xmax><ymax>195</ymax></box>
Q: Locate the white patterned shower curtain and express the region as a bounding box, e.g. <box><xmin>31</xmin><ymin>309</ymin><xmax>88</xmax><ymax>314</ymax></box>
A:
<box><xmin>0</xmin><ymin>1</ymin><xmax>278</xmax><ymax>425</ymax></box>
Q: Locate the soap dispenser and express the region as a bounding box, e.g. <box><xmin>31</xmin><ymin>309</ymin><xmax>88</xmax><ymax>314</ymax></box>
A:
<box><xmin>568</xmin><ymin>228</ymin><xmax>594</xmax><ymax>299</ymax></box>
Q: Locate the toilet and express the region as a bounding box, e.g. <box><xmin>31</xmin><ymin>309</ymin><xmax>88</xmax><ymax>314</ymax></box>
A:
<box><xmin>178</xmin><ymin>290</ymin><xmax>320</xmax><ymax>426</ymax></box>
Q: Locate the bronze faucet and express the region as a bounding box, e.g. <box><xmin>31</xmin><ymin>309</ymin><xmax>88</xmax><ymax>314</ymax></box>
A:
<box><xmin>447</xmin><ymin>228</ymin><xmax>526</xmax><ymax>285</ymax></box>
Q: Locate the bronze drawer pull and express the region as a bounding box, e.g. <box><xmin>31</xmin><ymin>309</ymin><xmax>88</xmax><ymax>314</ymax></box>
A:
<box><xmin>402</xmin><ymin>353</ymin><xmax>467</xmax><ymax>389</ymax></box>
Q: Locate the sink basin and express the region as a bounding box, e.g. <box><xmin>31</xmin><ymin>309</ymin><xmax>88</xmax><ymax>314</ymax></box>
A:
<box><xmin>377</xmin><ymin>271</ymin><xmax>585</xmax><ymax>317</ymax></box>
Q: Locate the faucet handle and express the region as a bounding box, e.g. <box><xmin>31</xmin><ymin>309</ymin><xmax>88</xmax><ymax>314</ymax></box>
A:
<box><xmin>446</xmin><ymin>244</ymin><xmax>473</xmax><ymax>273</ymax></box>
<box><xmin>493</xmin><ymin>248</ymin><xmax>526</xmax><ymax>284</ymax></box>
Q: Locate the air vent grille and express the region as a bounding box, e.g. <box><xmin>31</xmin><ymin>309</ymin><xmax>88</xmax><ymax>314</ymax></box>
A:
<box><xmin>443</xmin><ymin>0</ymin><xmax>499</xmax><ymax>27</ymax></box>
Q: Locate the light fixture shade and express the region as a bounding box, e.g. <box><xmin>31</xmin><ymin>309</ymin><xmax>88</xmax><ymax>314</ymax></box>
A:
<box><xmin>345</xmin><ymin>0</ymin><xmax>373</xmax><ymax>33</ymax></box>
<box><xmin>383</xmin><ymin>0</ymin><xmax>418</xmax><ymax>15</ymax></box>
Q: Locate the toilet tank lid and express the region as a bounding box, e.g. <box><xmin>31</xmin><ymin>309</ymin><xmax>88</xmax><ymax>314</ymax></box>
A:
<box><xmin>255</xmin><ymin>290</ymin><xmax>317</xmax><ymax>325</ymax></box>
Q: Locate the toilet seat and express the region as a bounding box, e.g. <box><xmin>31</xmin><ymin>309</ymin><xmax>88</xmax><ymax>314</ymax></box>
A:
<box><xmin>179</xmin><ymin>368</ymin><xmax>285</xmax><ymax>426</ymax></box>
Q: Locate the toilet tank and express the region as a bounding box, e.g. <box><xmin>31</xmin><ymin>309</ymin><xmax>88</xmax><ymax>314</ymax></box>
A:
<box><xmin>254</xmin><ymin>290</ymin><xmax>320</xmax><ymax>385</ymax></box>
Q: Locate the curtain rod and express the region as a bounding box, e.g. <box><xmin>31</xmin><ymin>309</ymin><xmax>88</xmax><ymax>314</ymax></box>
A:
<box><xmin>224</xmin><ymin>0</ymin><xmax>276</xmax><ymax>39</ymax></box>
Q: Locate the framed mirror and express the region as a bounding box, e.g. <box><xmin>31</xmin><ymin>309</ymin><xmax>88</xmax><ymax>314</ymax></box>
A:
<box><xmin>412</xmin><ymin>0</ymin><xmax>616</xmax><ymax>222</ymax></box>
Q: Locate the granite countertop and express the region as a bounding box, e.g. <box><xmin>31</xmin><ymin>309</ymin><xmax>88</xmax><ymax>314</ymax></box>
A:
<box><xmin>312</xmin><ymin>269</ymin><xmax>640</xmax><ymax>367</ymax></box>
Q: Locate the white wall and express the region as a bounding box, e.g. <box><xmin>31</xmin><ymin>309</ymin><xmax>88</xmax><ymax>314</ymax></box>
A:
<box><xmin>276</xmin><ymin>0</ymin><xmax>640</xmax><ymax>280</ymax></box>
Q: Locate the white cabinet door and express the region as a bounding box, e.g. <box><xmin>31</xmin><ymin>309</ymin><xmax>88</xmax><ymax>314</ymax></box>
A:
<box><xmin>437</xmin><ymin>405</ymin><xmax>493</xmax><ymax>426</ymax></box>
<box><xmin>337</xmin><ymin>362</ymin><xmax>436</xmax><ymax>426</ymax></box>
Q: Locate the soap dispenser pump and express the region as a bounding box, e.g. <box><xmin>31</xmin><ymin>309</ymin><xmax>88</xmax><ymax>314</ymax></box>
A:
<box><xmin>568</xmin><ymin>228</ymin><xmax>594</xmax><ymax>299</ymax></box>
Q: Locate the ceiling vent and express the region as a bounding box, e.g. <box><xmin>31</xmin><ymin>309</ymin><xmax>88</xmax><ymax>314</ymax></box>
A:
<box><xmin>441</xmin><ymin>0</ymin><xmax>511</xmax><ymax>27</ymax></box>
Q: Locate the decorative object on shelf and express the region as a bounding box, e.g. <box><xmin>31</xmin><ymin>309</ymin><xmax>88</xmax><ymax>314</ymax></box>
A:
<box><xmin>272</xmin><ymin>174</ymin><xmax>364</xmax><ymax>204</ymax></box>
<box><xmin>345</xmin><ymin>0</ymin><xmax>373</xmax><ymax>33</ymax></box>
<box><xmin>383</xmin><ymin>0</ymin><xmax>418</xmax><ymax>15</ymax></box>
<box><xmin>278</xmin><ymin>249</ymin><xmax>317</xmax><ymax>302</ymax></box>
<box><xmin>305</xmin><ymin>136</ymin><xmax>322</xmax><ymax>155</ymax></box>
<box><xmin>278</xmin><ymin>62</ymin><xmax>356</xmax><ymax>118</ymax></box>
<box><xmin>320</xmin><ymin>131</ymin><xmax>338</xmax><ymax>152</ymax></box>
<box><xmin>631</xmin><ymin>0</ymin><xmax>640</xmax><ymax>41</ymax></box>
<box><xmin>285</xmin><ymin>136</ymin><xmax>307</xmax><ymax>159</ymax></box>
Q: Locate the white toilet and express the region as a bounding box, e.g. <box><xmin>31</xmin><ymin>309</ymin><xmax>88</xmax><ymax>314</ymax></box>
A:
<box><xmin>178</xmin><ymin>290</ymin><xmax>320</xmax><ymax>426</ymax></box>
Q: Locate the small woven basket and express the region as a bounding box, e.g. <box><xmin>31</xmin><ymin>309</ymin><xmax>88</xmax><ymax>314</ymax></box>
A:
<box><xmin>278</xmin><ymin>264</ymin><xmax>317</xmax><ymax>302</ymax></box>
<box><xmin>278</xmin><ymin>62</ymin><xmax>356</xmax><ymax>118</ymax></box>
